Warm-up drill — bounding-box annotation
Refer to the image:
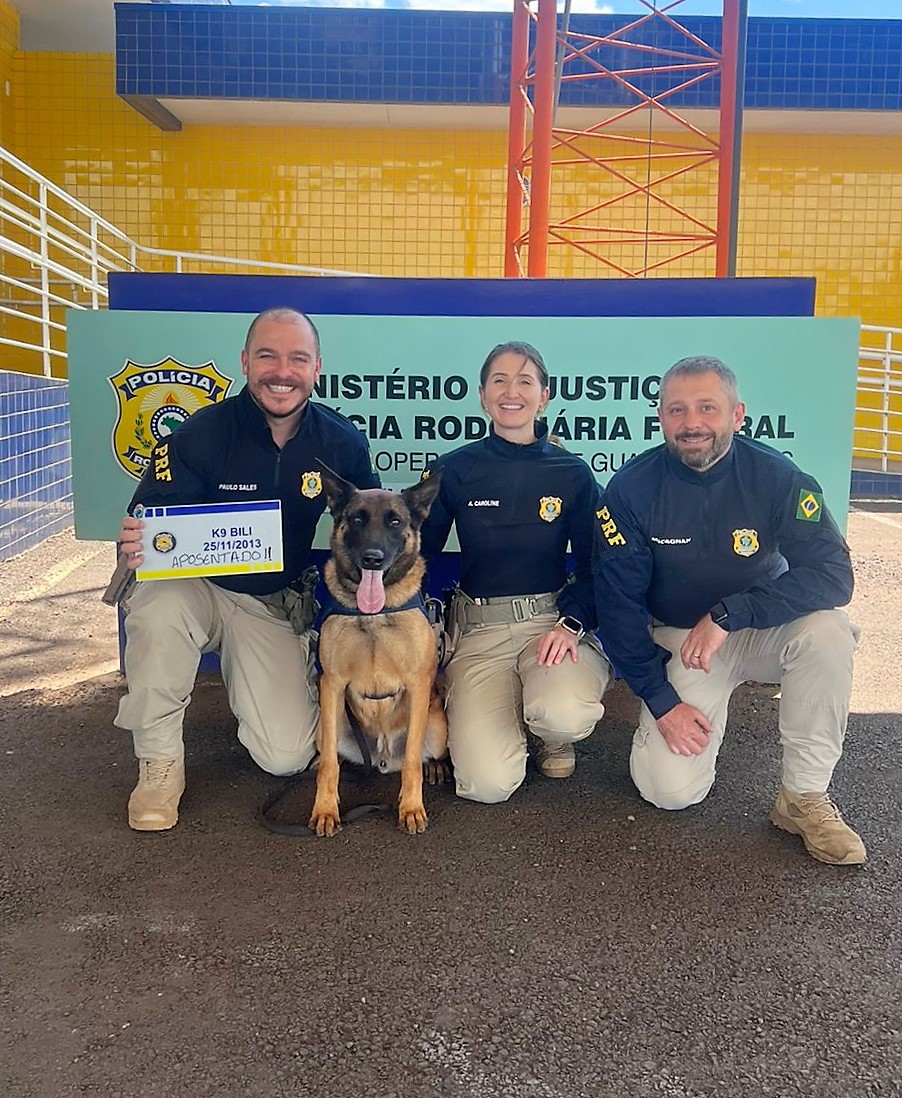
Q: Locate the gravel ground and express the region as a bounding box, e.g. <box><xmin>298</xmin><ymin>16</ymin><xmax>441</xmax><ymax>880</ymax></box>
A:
<box><xmin>0</xmin><ymin>510</ymin><xmax>900</xmax><ymax>1098</ymax></box>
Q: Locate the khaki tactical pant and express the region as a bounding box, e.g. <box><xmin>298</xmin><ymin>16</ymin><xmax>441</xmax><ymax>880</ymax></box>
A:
<box><xmin>114</xmin><ymin>578</ymin><xmax>319</xmax><ymax>775</ymax></box>
<box><xmin>444</xmin><ymin>612</ymin><xmax>611</xmax><ymax>804</ymax></box>
<box><xmin>631</xmin><ymin>609</ymin><xmax>859</xmax><ymax>810</ymax></box>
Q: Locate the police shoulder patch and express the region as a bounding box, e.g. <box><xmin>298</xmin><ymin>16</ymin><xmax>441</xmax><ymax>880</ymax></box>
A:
<box><xmin>796</xmin><ymin>489</ymin><xmax>823</xmax><ymax>523</ymax></box>
<box><xmin>152</xmin><ymin>441</ymin><xmax>173</xmax><ymax>483</ymax></box>
<box><xmin>596</xmin><ymin>505</ymin><xmax>628</xmax><ymax>547</ymax></box>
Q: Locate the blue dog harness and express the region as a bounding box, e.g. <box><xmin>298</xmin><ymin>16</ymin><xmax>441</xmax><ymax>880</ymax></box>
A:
<box><xmin>319</xmin><ymin>591</ymin><xmax>429</xmax><ymax>623</ymax></box>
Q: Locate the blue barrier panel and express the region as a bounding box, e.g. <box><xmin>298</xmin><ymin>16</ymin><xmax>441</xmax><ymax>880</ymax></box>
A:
<box><xmin>108</xmin><ymin>273</ymin><xmax>816</xmax><ymax>318</ymax></box>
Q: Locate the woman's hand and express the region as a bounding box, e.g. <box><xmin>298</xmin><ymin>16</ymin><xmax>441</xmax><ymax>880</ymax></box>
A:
<box><xmin>536</xmin><ymin>625</ymin><xmax>580</xmax><ymax>666</ymax></box>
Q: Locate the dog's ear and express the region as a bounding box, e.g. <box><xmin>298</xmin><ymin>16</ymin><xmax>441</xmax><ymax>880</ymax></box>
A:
<box><xmin>316</xmin><ymin>459</ymin><xmax>357</xmax><ymax>514</ymax></box>
<box><xmin>400</xmin><ymin>469</ymin><xmax>442</xmax><ymax>527</ymax></box>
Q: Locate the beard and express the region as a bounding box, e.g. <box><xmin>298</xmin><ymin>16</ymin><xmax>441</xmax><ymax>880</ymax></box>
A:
<box><xmin>248</xmin><ymin>381</ymin><xmax>308</xmax><ymax>420</ymax></box>
<box><xmin>667</xmin><ymin>428</ymin><xmax>734</xmax><ymax>470</ymax></box>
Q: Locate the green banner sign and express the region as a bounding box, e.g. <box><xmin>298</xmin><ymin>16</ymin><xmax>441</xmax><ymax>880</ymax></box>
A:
<box><xmin>68</xmin><ymin>311</ymin><xmax>859</xmax><ymax>541</ymax></box>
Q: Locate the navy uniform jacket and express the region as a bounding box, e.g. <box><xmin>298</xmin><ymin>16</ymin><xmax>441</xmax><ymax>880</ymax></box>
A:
<box><xmin>130</xmin><ymin>386</ymin><xmax>378</xmax><ymax>596</ymax></box>
<box><xmin>421</xmin><ymin>422</ymin><xmax>599</xmax><ymax>630</ymax></box>
<box><xmin>593</xmin><ymin>436</ymin><xmax>853</xmax><ymax>719</ymax></box>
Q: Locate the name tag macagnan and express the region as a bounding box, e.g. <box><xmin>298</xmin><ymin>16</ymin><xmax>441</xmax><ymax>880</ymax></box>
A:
<box><xmin>135</xmin><ymin>500</ymin><xmax>284</xmax><ymax>580</ymax></box>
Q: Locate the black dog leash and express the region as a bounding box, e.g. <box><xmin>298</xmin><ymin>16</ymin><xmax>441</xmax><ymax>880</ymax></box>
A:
<box><xmin>256</xmin><ymin>705</ymin><xmax>392</xmax><ymax>836</ymax></box>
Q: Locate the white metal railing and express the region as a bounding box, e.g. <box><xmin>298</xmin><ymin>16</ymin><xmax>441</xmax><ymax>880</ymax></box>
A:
<box><xmin>0</xmin><ymin>143</ymin><xmax>367</xmax><ymax>378</ymax></box>
<box><xmin>857</xmin><ymin>324</ymin><xmax>902</xmax><ymax>474</ymax></box>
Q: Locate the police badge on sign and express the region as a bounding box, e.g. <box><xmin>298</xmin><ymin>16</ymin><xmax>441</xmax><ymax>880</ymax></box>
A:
<box><xmin>108</xmin><ymin>357</ymin><xmax>233</xmax><ymax>480</ymax></box>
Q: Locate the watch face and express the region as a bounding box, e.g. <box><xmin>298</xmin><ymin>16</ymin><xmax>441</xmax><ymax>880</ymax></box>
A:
<box><xmin>560</xmin><ymin>616</ymin><xmax>582</xmax><ymax>634</ymax></box>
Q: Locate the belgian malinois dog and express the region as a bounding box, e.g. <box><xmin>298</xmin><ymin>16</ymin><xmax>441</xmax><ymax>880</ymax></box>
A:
<box><xmin>310</xmin><ymin>464</ymin><xmax>449</xmax><ymax>836</ymax></box>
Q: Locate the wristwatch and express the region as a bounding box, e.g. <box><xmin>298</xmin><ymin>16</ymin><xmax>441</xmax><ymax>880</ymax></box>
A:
<box><xmin>709</xmin><ymin>601</ymin><xmax>730</xmax><ymax>628</ymax></box>
<box><xmin>556</xmin><ymin>615</ymin><xmax>585</xmax><ymax>639</ymax></box>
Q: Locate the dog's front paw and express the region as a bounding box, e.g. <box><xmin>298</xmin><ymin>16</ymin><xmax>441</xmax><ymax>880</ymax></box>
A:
<box><xmin>424</xmin><ymin>758</ymin><xmax>453</xmax><ymax>786</ymax></box>
<box><xmin>309</xmin><ymin>798</ymin><xmax>342</xmax><ymax>837</ymax></box>
<box><xmin>398</xmin><ymin>799</ymin><xmax>428</xmax><ymax>834</ymax></box>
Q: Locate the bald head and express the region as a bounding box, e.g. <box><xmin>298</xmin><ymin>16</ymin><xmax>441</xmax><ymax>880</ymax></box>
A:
<box><xmin>244</xmin><ymin>308</ymin><xmax>320</xmax><ymax>357</ymax></box>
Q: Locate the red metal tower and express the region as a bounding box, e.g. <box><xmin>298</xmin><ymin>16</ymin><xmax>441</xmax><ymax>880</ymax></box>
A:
<box><xmin>504</xmin><ymin>0</ymin><xmax>747</xmax><ymax>278</ymax></box>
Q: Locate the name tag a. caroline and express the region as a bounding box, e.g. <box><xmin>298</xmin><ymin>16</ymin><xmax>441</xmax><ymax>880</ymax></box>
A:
<box><xmin>135</xmin><ymin>500</ymin><xmax>283</xmax><ymax>580</ymax></box>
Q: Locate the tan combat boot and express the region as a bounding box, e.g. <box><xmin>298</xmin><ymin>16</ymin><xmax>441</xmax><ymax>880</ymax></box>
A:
<box><xmin>536</xmin><ymin>742</ymin><xmax>576</xmax><ymax>779</ymax></box>
<box><xmin>128</xmin><ymin>757</ymin><xmax>186</xmax><ymax>831</ymax></box>
<box><xmin>770</xmin><ymin>787</ymin><xmax>866</xmax><ymax>865</ymax></box>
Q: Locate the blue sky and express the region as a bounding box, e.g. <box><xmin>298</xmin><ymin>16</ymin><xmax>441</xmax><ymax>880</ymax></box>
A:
<box><xmin>249</xmin><ymin>1</ymin><xmax>899</xmax><ymax>16</ymax></box>
<box><xmin>248</xmin><ymin>0</ymin><xmax>900</xmax><ymax>15</ymax></box>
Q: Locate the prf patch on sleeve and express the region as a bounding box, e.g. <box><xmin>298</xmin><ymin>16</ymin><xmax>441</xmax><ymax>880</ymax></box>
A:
<box><xmin>796</xmin><ymin>489</ymin><xmax>823</xmax><ymax>522</ymax></box>
<box><xmin>153</xmin><ymin>441</ymin><xmax>173</xmax><ymax>483</ymax></box>
<box><xmin>596</xmin><ymin>504</ymin><xmax>627</xmax><ymax>546</ymax></box>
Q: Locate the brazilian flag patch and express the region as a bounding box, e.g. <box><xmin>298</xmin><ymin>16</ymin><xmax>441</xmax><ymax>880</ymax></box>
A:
<box><xmin>796</xmin><ymin>489</ymin><xmax>823</xmax><ymax>522</ymax></box>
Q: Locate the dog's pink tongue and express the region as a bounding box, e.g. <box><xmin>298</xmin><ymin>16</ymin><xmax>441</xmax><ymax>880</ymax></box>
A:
<box><xmin>357</xmin><ymin>569</ymin><xmax>386</xmax><ymax>614</ymax></box>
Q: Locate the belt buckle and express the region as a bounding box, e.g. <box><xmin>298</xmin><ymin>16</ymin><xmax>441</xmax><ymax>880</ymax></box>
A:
<box><xmin>511</xmin><ymin>596</ymin><xmax>534</xmax><ymax>623</ymax></box>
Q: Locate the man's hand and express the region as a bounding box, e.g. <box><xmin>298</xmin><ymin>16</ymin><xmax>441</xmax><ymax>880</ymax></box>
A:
<box><xmin>656</xmin><ymin>702</ymin><xmax>712</xmax><ymax>757</ymax></box>
<box><xmin>119</xmin><ymin>516</ymin><xmax>145</xmax><ymax>571</ymax></box>
<box><xmin>536</xmin><ymin>626</ymin><xmax>580</xmax><ymax>666</ymax></box>
<box><xmin>679</xmin><ymin>613</ymin><xmax>728</xmax><ymax>673</ymax></box>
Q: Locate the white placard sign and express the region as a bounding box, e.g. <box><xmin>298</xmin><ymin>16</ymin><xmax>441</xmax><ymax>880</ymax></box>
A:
<box><xmin>135</xmin><ymin>500</ymin><xmax>284</xmax><ymax>580</ymax></box>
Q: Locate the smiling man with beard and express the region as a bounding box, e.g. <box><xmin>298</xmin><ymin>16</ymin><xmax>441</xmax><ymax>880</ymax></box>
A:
<box><xmin>114</xmin><ymin>308</ymin><xmax>379</xmax><ymax>831</ymax></box>
<box><xmin>593</xmin><ymin>355</ymin><xmax>865</xmax><ymax>865</ymax></box>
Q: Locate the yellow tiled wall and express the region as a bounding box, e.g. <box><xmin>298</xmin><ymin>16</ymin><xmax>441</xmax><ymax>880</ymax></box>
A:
<box><xmin>14</xmin><ymin>55</ymin><xmax>511</xmax><ymax>281</ymax></box>
<box><xmin>0</xmin><ymin>3</ymin><xmax>24</xmax><ymax>372</ymax></box>
<box><xmin>5</xmin><ymin>49</ymin><xmax>902</xmax><ymax>398</ymax></box>
<box><xmin>12</xmin><ymin>52</ymin><xmax>902</xmax><ymax>333</ymax></box>
<box><xmin>0</xmin><ymin>0</ymin><xmax>17</xmax><ymax>149</ymax></box>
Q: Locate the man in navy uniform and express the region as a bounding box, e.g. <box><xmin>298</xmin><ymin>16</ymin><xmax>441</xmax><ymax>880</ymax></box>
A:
<box><xmin>115</xmin><ymin>307</ymin><xmax>378</xmax><ymax>831</ymax></box>
<box><xmin>593</xmin><ymin>355</ymin><xmax>864</xmax><ymax>865</ymax></box>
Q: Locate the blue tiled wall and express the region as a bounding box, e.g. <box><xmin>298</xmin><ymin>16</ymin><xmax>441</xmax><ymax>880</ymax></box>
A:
<box><xmin>0</xmin><ymin>372</ymin><xmax>73</xmax><ymax>562</ymax></box>
<box><xmin>851</xmin><ymin>469</ymin><xmax>902</xmax><ymax>500</ymax></box>
<box><xmin>114</xmin><ymin>6</ymin><xmax>902</xmax><ymax>112</ymax></box>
